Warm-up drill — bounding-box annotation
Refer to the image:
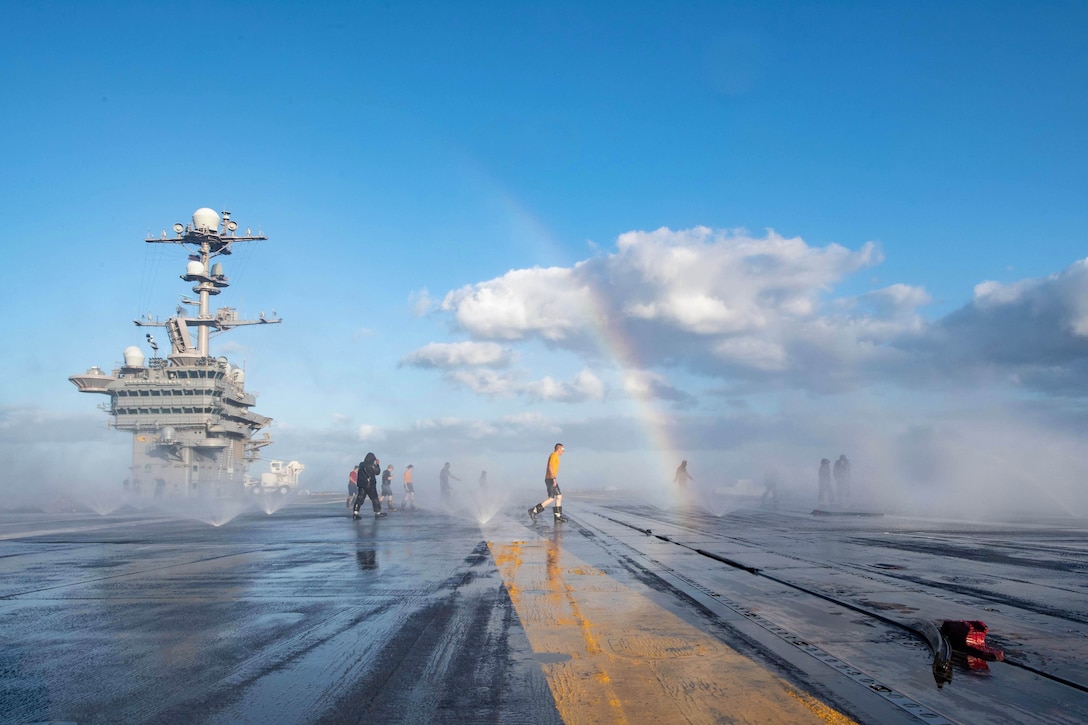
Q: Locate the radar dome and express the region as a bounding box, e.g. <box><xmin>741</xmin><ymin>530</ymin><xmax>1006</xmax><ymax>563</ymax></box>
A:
<box><xmin>123</xmin><ymin>346</ymin><xmax>145</xmax><ymax>367</ymax></box>
<box><xmin>192</xmin><ymin>208</ymin><xmax>220</xmax><ymax>232</ymax></box>
<box><xmin>186</xmin><ymin>260</ymin><xmax>205</xmax><ymax>276</ymax></box>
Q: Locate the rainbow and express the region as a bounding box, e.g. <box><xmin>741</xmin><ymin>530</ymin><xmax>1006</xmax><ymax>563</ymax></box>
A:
<box><xmin>477</xmin><ymin>173</ymin><xmax>697</xmax><ymax>504</ymax></box>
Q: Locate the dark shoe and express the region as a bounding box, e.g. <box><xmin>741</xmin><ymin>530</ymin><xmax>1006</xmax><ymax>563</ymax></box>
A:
<box><xmin>352</xmin><ymin>512</ymin><xmax>359</xmax><ymax>520</ymax></box>
<box><xmin>375</xmin><ymin>511</ymin><xmax>388</xmax><ymax>518</ymax></box>
<box><xmin>528</xmin><ymin>507</ymin><xmax>538</xmax><ymax>523</ymax></box>
<box><xmin>554</xmin><ymin>513</ymin><xmax>569</xmax><ymax>522</ymax></box>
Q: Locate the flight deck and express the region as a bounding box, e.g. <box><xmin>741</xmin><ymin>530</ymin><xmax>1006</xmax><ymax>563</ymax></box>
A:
<box><xmin>1</xmin><ymin>495</ymin><xmax>1085</xmax><ymax>724</ymax></box>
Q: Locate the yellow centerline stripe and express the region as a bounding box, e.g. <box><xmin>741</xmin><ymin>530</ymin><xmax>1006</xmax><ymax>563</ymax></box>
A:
<box><xmin>489</xmin><ymin>535</ymin><xmax>856</xmax><ymax>725</ymax></box>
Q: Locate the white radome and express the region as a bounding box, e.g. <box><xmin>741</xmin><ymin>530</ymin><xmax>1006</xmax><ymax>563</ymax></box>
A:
<box><xmin>192</xmin><ymin>207</ymin><xmax>220</xmax><ymax>232</ymax></box>
<box><xmin>123</xmin><ymin>346</ymin><xmax>145</xmax><ymax>367</ymax></box>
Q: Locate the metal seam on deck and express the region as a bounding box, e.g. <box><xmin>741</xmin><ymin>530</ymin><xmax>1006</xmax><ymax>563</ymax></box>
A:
<box><xmin>577</xmin><ymin>512</ymin><xmax>956</xmax><ymax>725</ymax></box>
<box><xmin>644</xmin><ymin>556</ymin><xmax>956</xmax><ymax>725</ymax></box>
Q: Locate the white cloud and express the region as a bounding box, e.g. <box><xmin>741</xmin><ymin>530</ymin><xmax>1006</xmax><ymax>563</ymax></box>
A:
<box><xmin>712</xmin><ymin>336</ymin><xmax>787</xmax><ymax>371</ymax></box>
<box><xmin>622</xmin><ymin>369</ymin><xmax>697</xmax><ymax>407</ymax></box>
<box><xmin>356</xmin><ymin>424</ymin><xmax>385</xmax><ymax>442</ymax></box>
<box><xmin>447</xmin><ymin>368</ymin><xmax>520</xmax><ymax>396</ymax></box>
<box><xmin>447</xmin><ymin>367</ymin><xmax>606</xmax><ymax>403</ymax></box>
<box><xmin>426</xmin><ymin>227</ymin><xmax>1088</xmax><ymax>406</ymax></box>
<box><xmin>499</xmin><ymin>411</ymin><xmax>555</xmax><ymax>429</ymax></box>
<box><xmin>441</xmin><ymin>266</ymin><xmax>597</xmax><ymax>342</ymax></box>
<box><xmin>523</xmin><ymin>368</ymin><xmax>606</xmax><ymax>402</ymax></box>
<box><xmin>572</xmin><ymin>368</ymin><xmax>606</xmax><ymax>399</ymax></box>
<box><xmin>437</xmin><ymin>227</ymin><xmax>908</xmax><ymax>388</ymax></box>
<box><xmin>611</xmin><ymin>226</ymin><xmax>879</xmax><ymax>336</ymax></box>
<box><xmin>916</xmin><ymin>258</ymin><xmax>1088</xmax><ymax>393</ymax></box>
<box><xmin>409</xmin><ymin>288</ymin><xmax>437</xmax><ymax>317</ymax></box>
<box><xmin>973</xmin><ymin>278</ymin><xmax>1030</xmax><ymax>308</ymax></box>
<box><xmin>401</xmin><ymin>341</ymin><xmax>515</xmax><ymax>369</ymax></box>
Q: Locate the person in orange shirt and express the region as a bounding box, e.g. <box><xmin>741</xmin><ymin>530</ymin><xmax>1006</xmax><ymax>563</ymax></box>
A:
<box><xmin>401</xmin><ymin>464</ymin><xmax>416</xmax><ymax>511</ymax></box>
<box><xmin>529</xmin><ymin>443</ymin><xmax>568</xmax><ymax>523</ymax></box>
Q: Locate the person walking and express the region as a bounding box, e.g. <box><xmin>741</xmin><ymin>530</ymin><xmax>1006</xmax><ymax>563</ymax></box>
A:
<box><xmin>346</xmin><ymin>465</ymin><xmax>358</xmax><ymax>510</ymax></box>
<box><xmin>817</xmin><ymin>458</ymin><xmax>833</xmax><ymax>507</ymax></box>
<box><xmin>673</xmin><ymin>460</ymin><xmax>694</xmax><ymax>487</ymax></box>
<box><xmin>439</xmin><ymin>462</ymin><xmax>460</xmax><ymax>504</ymax></box>
<box><xmin>833</xmin><ymin>454</ymin><xmax>851</xmax><ymax>506</ymax></box>
<box><xmin>528</xmin><ymin>443</ymin><xmax>568</xmax><ymax>523</ymax></box>
<box><xmin>353</xmin><ymin>452</ymin><xmax>386</xmax><ymax>520</ymax></box>
<box><xmin>402</xmin><ymin>464</ymin><xmax>416</xmax><ymax>510</ymax></box>
<box><xmin>381</xmin><ymin>464</ymin><xmax>396</xmax><ymax>511</ymax></box>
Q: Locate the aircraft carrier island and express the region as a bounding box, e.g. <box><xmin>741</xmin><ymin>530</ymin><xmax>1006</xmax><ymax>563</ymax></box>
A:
<box><xmin>69</xmin><ymin>207</ymin><xmax>283</xmax><ymax>497</ymax></box>
<box><xmin>1</xmin><ymin>496</ymin><xmax>1085</xmax><ymax>724</ymax></box>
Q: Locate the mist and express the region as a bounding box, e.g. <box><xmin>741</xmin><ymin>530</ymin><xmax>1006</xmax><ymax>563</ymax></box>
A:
<box><xmin>7</xmin><ymin>376</ymin><xmax>1088</xmax><ymax>523</ymax></box>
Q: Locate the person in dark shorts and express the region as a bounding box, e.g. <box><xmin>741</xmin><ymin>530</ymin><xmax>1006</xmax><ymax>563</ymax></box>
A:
<box><xmin>380</xmin><ymin>464</ymin><xmax>396</xmax><ymax>511</ymax></box>
<box><xmin>529</xmin><ymin>443</ymin><xmax>567</xmax><ymax>523</ymax></box>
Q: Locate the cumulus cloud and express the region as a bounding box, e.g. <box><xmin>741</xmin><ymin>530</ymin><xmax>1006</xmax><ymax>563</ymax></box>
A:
<box><xmin>447</xmin><ymin>368</ymin><xmax>520</xmax><ymax>396</ymax></box>
<box><xmin>401</xmin><ymin>341</ymin><xmax>515</xmax><ymax>369</ymax></box>
<box><xmin>622</xmin><ymin>370</ymin><xmax>697</xmax><ymax>407</ymax></box>
<box><xmin>523</xmin><ymin>369</ymin><xmax>606</xmax><ymax>402</ymax></box>
<box><xmin>447</xmin><ymin>367</ymin><xmax>606</xmax><ymax>403</ymax></box>
<box><xmin>441</xmin><ymin>266</ymin><xmax>598</xmax><ymax>343</ymax></box>
<box><xmin>423</xmin><ymin>225</ymin><xmax>1088</xmax><ymax>447</ymax></box>
<box><xmin>438</xmin><ymin>227</ymin><xmax>913</xmax><ymax>388</ymax></box>
<box><xmin>610</xmin><ymin>226</ymin><xmax>879</xmax><ymax>336</ymax></box>
<box><xmin>910</xmin><ymin>259</ymin><xmax>1088</xmax><ymax>394</ymax></box>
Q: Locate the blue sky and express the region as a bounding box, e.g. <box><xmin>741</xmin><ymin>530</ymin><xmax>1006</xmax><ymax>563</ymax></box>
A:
<box><xmin>3</xmin><ymin>1</ymin><xmax>1088</xmax><ymax>514</ymax></box>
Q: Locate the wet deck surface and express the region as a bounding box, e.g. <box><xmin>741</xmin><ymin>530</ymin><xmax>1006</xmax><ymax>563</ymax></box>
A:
<box><xmin>1</xmin><ymin>494</ymin><xmax>1086</xmax><ymax>724</ymax></box>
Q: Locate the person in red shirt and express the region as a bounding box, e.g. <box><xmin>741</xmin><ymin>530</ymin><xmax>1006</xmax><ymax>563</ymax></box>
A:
<box><xmin>346</xmin><ymin>465</ymin><xmax>358</xmax><ymax>510</ymax></box>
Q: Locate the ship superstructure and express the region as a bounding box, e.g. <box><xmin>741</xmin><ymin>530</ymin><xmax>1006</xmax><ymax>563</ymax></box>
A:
<box><xmin>70</xmin><ymin>207</ymin><xmax>281</xmax><ymax>496</ymax></box>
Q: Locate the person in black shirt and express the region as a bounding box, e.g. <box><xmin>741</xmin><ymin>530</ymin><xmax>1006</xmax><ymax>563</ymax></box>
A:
<box><xmin>353</xmin><ymin>452</ymin><xmax>386</xmax><ymax>520</ymax></box>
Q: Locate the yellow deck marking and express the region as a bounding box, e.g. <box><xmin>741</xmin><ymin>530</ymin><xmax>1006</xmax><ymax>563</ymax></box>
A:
<box><xmin>490</xmin><ymin>535</ymin><xmax>856</xmax><ymax>724</ymax></box>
